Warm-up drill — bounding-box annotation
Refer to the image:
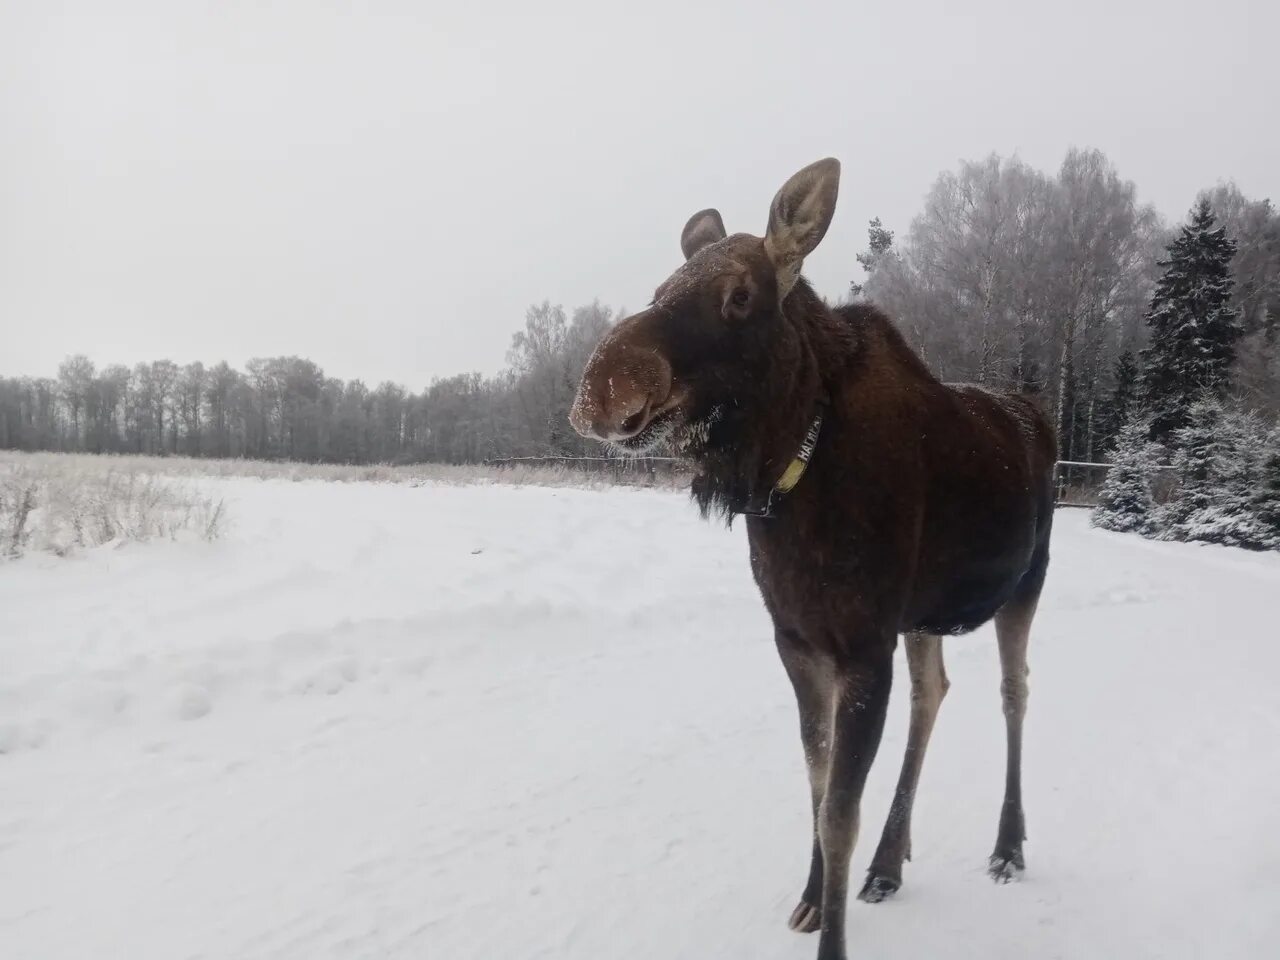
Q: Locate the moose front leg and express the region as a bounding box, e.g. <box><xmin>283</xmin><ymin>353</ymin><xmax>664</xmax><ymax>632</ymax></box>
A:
<box><xmin>776</xmin><ymin>638</ymin><xmax>835</xmax><ymax>934</ymax></box>
<box><xmin>816</xmin><ymin>651</ymin><xmax>894</xmax><ymax>960</ymax></box>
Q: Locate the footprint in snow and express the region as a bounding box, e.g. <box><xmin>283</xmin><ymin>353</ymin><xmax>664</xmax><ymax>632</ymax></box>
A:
<box><xmin>293</xmin><ymin>656</ymin><xmax>360</xmax><ymax>695</ymax></box>
<box><xmin>167</xmin><ymin>682</ymin><xmax>213</xmax><ymax>721</ymax></box>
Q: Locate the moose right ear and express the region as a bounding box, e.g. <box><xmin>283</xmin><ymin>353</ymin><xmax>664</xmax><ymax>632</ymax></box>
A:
<box><xmin>680</xmin><ymin>208</ymin><xmax>728</xmax><ymax>260</ymax></box>
<box><xmin>764</xmin><ymin>158</ymin><xmax>840</xmax><ymax>298</ymax></box>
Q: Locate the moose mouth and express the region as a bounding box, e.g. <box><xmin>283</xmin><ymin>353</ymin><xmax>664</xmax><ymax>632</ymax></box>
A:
<box><xmin>609</xmin><ymin>406</ymin><xmax>682</xmax><ymax>455</ymax></box>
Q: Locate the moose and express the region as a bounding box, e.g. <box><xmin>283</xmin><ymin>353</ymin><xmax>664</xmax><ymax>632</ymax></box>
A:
<box><xmin>569</xmin><ymin>158</ymin><xmax>1056</xmax><ymax>960</ymax></box>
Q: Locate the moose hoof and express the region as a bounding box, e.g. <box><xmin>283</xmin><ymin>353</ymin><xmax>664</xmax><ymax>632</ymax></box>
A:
<box><xmin>857</xmin><ymin>872</ymin><xmax>900</xmax><ymax>903</ymax></box>
<box><xmin>787</xmin><ymin>899</ymin><xmax>822</xmax><ymax>933</ymax></box>
<box><xmin>988</xmin><ymin>851</ymin><xmax>1025</xmax><ymax>883</ymax></box>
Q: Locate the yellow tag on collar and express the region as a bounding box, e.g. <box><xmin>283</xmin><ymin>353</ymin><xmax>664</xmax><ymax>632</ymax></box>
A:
<box><xmin>774</xmin><ymin>456</ymin><xmax>809</xmax><ymax>493</ymax></box>
<box><xmin>773</xmin><ymin>408</ymin><xmax>824</xmax><ymax>495</ymax></box>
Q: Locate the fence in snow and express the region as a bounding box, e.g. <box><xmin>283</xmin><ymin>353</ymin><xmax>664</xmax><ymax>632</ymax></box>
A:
<box><xmin>485</xmin><ymin>455</ymin><xmax>1152</xmax><ymax>508</ymax></box>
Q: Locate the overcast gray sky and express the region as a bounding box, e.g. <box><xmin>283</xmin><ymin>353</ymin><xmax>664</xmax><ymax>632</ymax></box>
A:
<box><xmin>2</xmin><ymin>0</ymin><xmax>1276</xmax><ymax>386</ymax></box>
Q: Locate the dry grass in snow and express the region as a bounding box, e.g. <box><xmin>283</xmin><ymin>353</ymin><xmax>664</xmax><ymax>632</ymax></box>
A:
<box><xmin>0</xmin><ymin>454</ymin><xmax>227</xmax><ymax>559</ymax></box>
<box><xmin>1</xmin><ymin>450</ymin><xmax>690</xmax><ymax>489</ymax></box>
<box><xmin>0</xmin><ymin>450</ymin><xmax>688</xmax><ymax>559</ymax></box>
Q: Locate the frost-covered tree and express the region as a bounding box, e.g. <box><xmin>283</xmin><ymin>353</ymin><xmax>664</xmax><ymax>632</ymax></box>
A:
<box><xmin>148</xmin><ymin>359</ymin><xmax>179</xmax><ymax>455</ymax></box>
<box><xmin>505</xmin><ymin>300</ymin><xmax>616</xmax><ymax>456</ymax></box>
<box><xmin>1253</xmin><ymin>437</ymin><xmax>1280</xmax><ymax>548</ymax></box>
<box><xmin>1161</xmin><ymin>399</ymin><xmax>1224</xmax><ymax>528</ymax></box>
<box><xmin>864</xmin><ymin>148</ymin><xmax>1159</xmax><ymax>458</ymax></box>
<box><xmin>1091</xmin><ymin>418</ymin><xmax>1158</xmax><ymax>533</ymax></box>
<box><xmin>1160</xmin><ymin>399</ymin><xmax>1273</xmax><ymax>549</ymax></box>
<box><xmin>850</xmin><ymin>217</ymin><xmax>895</xmax><ymax>298</ymax></box>
<box><xmin>89</xmin><ymin>365</ymin><xmax>130</xmax><ymax>453</ymax></box>
<box><xmin>1198</xmin><ymin>183</ymin><xmax>1280</xmax><ymax>340</ymax></box>
<box><xmin>1096</xmin><ymin>351</ymin><xmax>1139</xmax><ymax>455</ymax></box>
<box><xmin>1141</xmin><ymin>200</ymin><xmax>1241</xmax><ymax>443</ymax></box>
<box><xmin>57</xmin><ymin>355</ymin><xmax>95</xmax><ymax>449</ymax></box>
<box><xmin>178</xmin><ymin>362</ymin><xmax>206</xmax><ymax>456</ymax></box>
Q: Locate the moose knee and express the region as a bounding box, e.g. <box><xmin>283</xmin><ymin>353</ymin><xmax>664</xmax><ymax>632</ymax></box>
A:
<box><xmin>909</xmin><ymin>678</ymin><xmax>948</xmax><ymax>716</ymax></box>
<box><xmin>805</xmin><ymin>748</ymin><xmax>831</xmax><ymax>796</ymax></box>
<box><xmin>1000</xmin><ymin>674</ymin><xmax>1028</xmax><ymax>719</ymax></box>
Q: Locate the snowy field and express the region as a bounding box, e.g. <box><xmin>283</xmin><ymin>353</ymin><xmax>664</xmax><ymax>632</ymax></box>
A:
<box><xmin>2</xmin><ymin>476</ymin><xmax>1279</xmax><ymax>960</ymax></box>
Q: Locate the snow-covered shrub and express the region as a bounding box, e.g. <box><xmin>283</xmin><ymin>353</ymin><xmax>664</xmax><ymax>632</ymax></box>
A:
<box><xmin>1092</xmin><ymin>418</ymin><xmax>1159</xmax><ymax>533</ymax></box>
<box><xmin>0</xmin><ymin>459</ymin><xmax>227</xmax><ymax>559</ymax></box>
<box><xmin>1248</xmin><ymin>435</ymin><xmax>1280</xmax><ymax>550</ymax></box>
<box><xmin>1158</xmin><ymin>400</ymin><xmax>1274</xmax><ymax>549</ymax></box>
<box><xmin>1094</xmin><ymin>401</ymin><xmax>1279</xmax><ymax>551</ymax></box>
<box><xmin>0</xmin><ymin>474</ymin><xmax>37</xmax><ymax>557</ymax></box>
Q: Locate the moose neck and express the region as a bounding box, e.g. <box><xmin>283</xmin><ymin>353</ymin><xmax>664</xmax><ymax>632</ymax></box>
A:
<box><xmin>688</xmin><ymin>281</ymin><xmax>857</xmax><ymax>523</ymax></box>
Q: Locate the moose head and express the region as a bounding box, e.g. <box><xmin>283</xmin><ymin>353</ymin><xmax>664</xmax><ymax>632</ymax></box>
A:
<box><xmin>568</xmin><ymin>158</ymin><xmax>841</xmax><ymax>457</ymax></box>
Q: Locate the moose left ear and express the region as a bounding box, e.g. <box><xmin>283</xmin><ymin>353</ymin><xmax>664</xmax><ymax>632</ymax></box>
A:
<box><xmin>680</xmin><ymin>208</ymin><xmax>728</xmax><ymax>260</ymax></box>
<box><xmin>764</xmin><ymin>158</ymin><xmax>840</xmax><ymax>298</ymax></box>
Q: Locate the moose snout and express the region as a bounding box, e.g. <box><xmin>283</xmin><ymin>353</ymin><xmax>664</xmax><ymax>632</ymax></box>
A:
<box><xmin>570</xmin><ymin>339</ymin><xmax>675</xmax><ymax>442</ymax></box>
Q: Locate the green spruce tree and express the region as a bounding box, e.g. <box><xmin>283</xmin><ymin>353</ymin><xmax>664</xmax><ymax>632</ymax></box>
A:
<box><xmin>1160</xmin><ymin>399</ymin><xmax>1274</xmax><ymax>548</ymax></box>
<box><xmin>1098</xmin><ymin>351</ymin><xmax>1139</xmax><ymax>455</ymax></box>
<box><xmin>1092</xmin><ymin>418</ymin><xmax>1158</xmax><ymax>534</ymax></box>
<box><xmin>1141</xmin><ymin>199</ymin><xmax>1241</xmax><ymax>443</ymax></box>
<box><xmin>1159</xmin><ymin>398</ymin><xmax>1222</xmax><ymax>531</ymax></box>
<box><xmin>1250</xmin><ymin>434</ymin><xmax>1280</xmax><ymax>549</ymax></box>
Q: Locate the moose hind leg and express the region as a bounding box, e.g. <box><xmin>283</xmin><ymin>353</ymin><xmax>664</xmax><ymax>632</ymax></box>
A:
<box><xmin>777</xmin><ymin>641</ymin><xmax>834</xmax><ymax>934</ymax></box>
<box><xmin>989</xmin><ymin>590</ymin><xmax>1038</xmax><ymax>881</ymax></box>
<box><xmin>860</xmin><ymin>632</ymin><xmax>948</xmax><ymax>903</ymax></box>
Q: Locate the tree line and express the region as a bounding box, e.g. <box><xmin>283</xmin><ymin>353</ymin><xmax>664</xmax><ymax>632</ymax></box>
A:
<box><xmin>2</xmin><ymin>147</ymin><xmax>1277</xmax><ymax>473</ymax></box>
<box><xmin>858</xmin><ymin>148</ymin><xmax>1279</xmax><ymax>463</ymax></box>
<box><xmin>1</xmin><ymin>302</ymin><xmax>614</xmax><ymax>464</ymax></box>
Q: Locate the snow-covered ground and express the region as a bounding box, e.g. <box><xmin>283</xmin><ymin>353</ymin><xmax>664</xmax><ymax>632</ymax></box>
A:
<box><xmin>2</xmin><ymin>478</ymin><xmax>1278</xmax><ymax>959</ymax></box>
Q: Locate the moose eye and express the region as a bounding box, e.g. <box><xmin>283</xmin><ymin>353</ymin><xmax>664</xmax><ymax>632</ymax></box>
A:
<box><xmin>730</xmin><ymin>288</ymin><xmax>750</xmax><ymax>308</ymax></box>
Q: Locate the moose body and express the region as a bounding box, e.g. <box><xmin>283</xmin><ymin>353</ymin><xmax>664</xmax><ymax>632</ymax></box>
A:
<box><xmin>570</xmin><ymin>159</ymin><xmax>1056</xmax><ymax>960</ymax></box>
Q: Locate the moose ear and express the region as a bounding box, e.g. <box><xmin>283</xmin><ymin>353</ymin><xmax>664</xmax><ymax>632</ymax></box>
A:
<box><xmin>763</xmin><ymin>158</ymin><xmax>840</xmax><ymax>297</ymax></box>
<box><xmin>680</xmin><ymin>208</ymin><xmax>728</xmax><ymax>260</ymax></box>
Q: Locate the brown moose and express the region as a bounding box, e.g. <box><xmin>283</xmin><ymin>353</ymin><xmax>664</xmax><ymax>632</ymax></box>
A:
<box><xmin>569</xmin><ymin>158</ymin><xmax>1057</xmax><ymax>960</ymax></box>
